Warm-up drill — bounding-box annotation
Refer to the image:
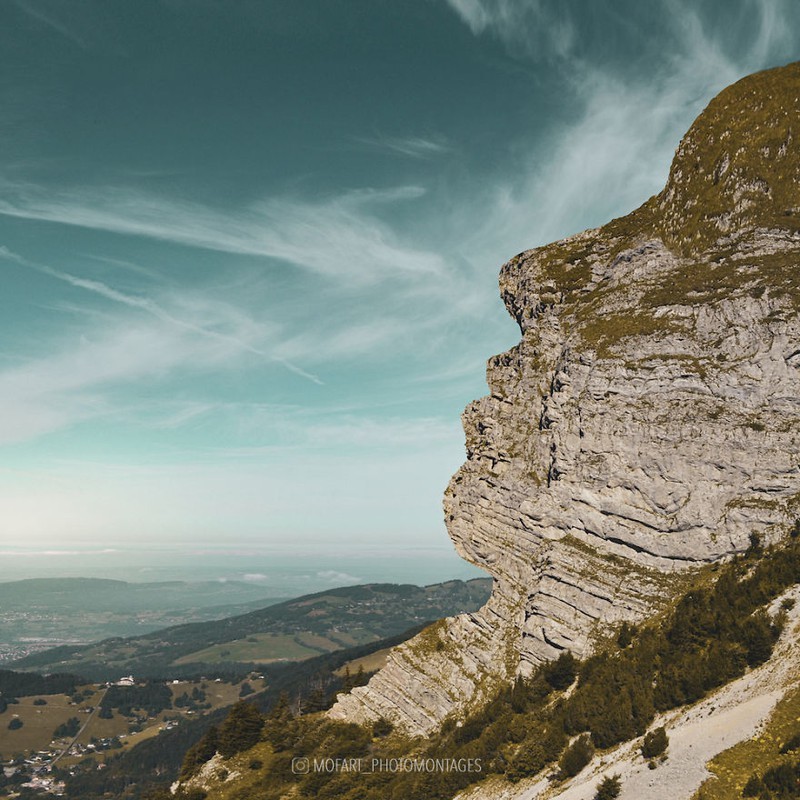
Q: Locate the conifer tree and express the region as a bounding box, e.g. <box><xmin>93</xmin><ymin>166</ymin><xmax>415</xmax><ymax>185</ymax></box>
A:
<box><xmin>340</xmin><ymin>666</ymin><xmax>354</xmax><ymax>694</ymax></box>
<box><xmin>641</xmin><ymin>726</ymin><xmax>669</xmax><ymax>759</ymax></box>
<box><xmin>218</xmin><ymin>702</ymin><xmax>264</xmax><ymax>758</ymax></box>
<box><xmin>179</xmin><ymin>725</ymin><xmax>219</xmax><ymax>779</ymax></box>
<box><xmin>594</xmin><ymin>774</ymin><xmax>622</xmax><ymax>800</ymax></box>
<box><xmin>544</xmin><ymin>651</ymin><xmax>578</xmax><ymax>690</ymax></box>
<box><xmin>303</xmin><ymin>686</ymin><xmax>327</xmax><ymax>713</ymax></box>
<box><xmin>264</xmin><ymin>692</ymin><xmax>298</xmax><ymax>752</ymax></box>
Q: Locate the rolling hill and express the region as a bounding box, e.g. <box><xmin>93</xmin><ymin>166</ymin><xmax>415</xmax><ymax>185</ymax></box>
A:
<box><xmin>0</xmin><ymin>577</ymin><xmax>284</xmax><ymax>665</ymax></box>
<box><xmin>10</xmin><ymin>578</ymin><xmax>492</xmax><ymax>681</ymax></box>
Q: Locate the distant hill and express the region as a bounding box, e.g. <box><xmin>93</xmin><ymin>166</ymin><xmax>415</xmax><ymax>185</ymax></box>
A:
<box><xmin>0</xmin><ymin>577</ymin><xmax>285</xmax><ymax>664</ymax></box>
<box><xmin>11</xmin><ymin>578</ymin><xmax>492</xmax><ymax>681</ymax></box>
<box><xmin>0</xmin><ymin>576</ymin><xmax>281</xmax><ymax>613</ymax></box>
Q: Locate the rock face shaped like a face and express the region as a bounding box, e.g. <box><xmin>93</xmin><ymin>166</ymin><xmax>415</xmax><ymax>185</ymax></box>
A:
<box><xmin>329</xmin><ymin>62</ymin><xmax>800</xmax><ymax>735</ymax></box>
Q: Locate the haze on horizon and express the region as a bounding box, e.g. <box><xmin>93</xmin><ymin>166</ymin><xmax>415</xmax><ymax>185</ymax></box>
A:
<box><xmin>1</xmin><ymin>0</ymin><xmax>799</xmax><ymax>561</ymax></box>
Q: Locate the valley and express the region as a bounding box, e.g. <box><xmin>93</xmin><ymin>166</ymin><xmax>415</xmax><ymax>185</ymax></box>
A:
<box><xmin>0</xmin><ymin>579</ymin><xmax>283</xmax><ymax>665</ymax></box>
<box><xmin>0</xmin><ymin>675</ymin><xmax>252</xmax><ymax>768</ymax></box>
<box><xmin>0</xmin><ymin>576</ymin><xmax>492</xmax><ymax>798</ymax></box>
<box><xmin>10</xmin><ymin>579</ymin><xmax>491</xmax><ymax>681</ymax></box>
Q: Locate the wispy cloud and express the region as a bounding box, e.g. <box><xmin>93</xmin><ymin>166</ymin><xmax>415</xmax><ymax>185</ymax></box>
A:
<box><xmin>445</xmin><ymin>0</ymin><xmax>799</xmax><ymax>259</ymax></box>
<box><xmin>207</xmin><ymin>413</ymin><xmax>458</xmax><ymax>453</ymax></box>
<box><xmin>3</xmin><ymin>0</ymin><xmax>792</xmax><ymax>453</ymax></box>
<box><xmin>0</xmin><ymin>322</ymin><xmax>203</xmax><ymax>444</ymax></box>
<box><xmin>274</xmin><ymin>316</ymin><xmax>427</xmax><ymax>363</ymax></box>
<box><xmin>444</xmin><ymin>0</ymin><xmax>575</xmax><ymax>59</ymax></box>
<box><xmin>0</xmin><ymin>184</ymin><xmax>446</xmax><ymax>286</ymax></box>
<box><xmin>0</xmin><ymin>257</ymin><xmax>327</xmax><ymax>444</ymax></box>
<box><xmin>0</xmin><ymin>321</ymin><xmax>321</xmax><ymax>445</ymax></box>
<box><xmin>102</xmin><ymin>398</ymin><xmax>459</xmax><ymax>454</ymax></box>
<box><xmin>1</xmin><ymin>247</ymin><xmax>322</xmax><ymax>384</ymax></box>
<box><xmin>148</xmin><ymin>402</ymin><xmax>218</xmax><ymax>430</ymax></box>
<box><xmin>354</xmin><ymin>134</ymin><xmax>452</xmax><ymax>159</ymax></box>
<box><xmin>317</xmin><ymin>570</ymin><xmax>361</xmax><ymax>584</ymax></box>
<box><xmin>13</xmin><ymin>0</ymin><xmax>88</xmax><ymax>49</ymax></box>
<box><xmin>81</xmin><ymin>254</ymin><xmax>169</xmax><ymax>283</ymax></box>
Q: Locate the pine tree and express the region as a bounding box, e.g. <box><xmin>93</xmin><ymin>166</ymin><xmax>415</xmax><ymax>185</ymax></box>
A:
<box><xmin>179</xmin><ymin>725</ymin><xmax>219</xmax><ymax>779</ymax></box>
<box><xmin>507</xmin><ymin>739</ymin><xmax>549</xmax><ymax>782</ymax></box>
<box><xmin>559</xmin><ymin>734</ymin><xmax>594</xmax><ymax>778</ymax></box>
<box><xmin>218</xmin><ymin>702</ymin><xmax>264</xmax><ymax>758</ymax></box>
<box><xmin>544</xmin><ymin>651</ymin><xmax>578</xmax><ymax>690</ymax></box>
<box><xmin>617</xmin><ymin>622</ymin><xmax>635</xmax><ymax>648</ymax></box>
<box><xmin>264</xmin><ymin>692</ymin><xmax>298</xmax><ymax>752</ymax></box>
<box><xmin>373</xmin><ymin>717</ymin><xmax>393</xmax><ymax>738</ymax></box>
<box><xmin>510</xmin><ymin>677</ymin><xmax>529</xmax><ymax>713</ymax></box>
<box><xmin>302</xmin><ymin>686</ymin><xmax>327</xmax><ymax>713</ymax></box>
<box><xmin>340</xmin><ymin>666</ymin><xmax>354</xmax><ymax>694</ymax></box>
<box><xmin>741</xmin><ymin>610</ymin><xmax>775</xmax><ymax>667</ymax></box>
<box><xmin>594</xmin><ymin>774</ymin><xmax>622</xmax><ymax>800</ymax></box>
<box><xmin>641</xmin><ymin>726</ymin><xmax>668</xmax><ymax>759</ymax></box>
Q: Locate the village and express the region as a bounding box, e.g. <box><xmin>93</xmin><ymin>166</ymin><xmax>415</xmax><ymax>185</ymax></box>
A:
<box><xmin>1</xmin><ymin>673</ymin><xmax>263</xmax><ymax>798</ymax></box>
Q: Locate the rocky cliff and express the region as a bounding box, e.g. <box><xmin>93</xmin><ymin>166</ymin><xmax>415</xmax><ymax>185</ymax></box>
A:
<box><xmin>330</xmin><ymin>61</ymin><xmax>800</xmax><ymax>736</ymax></box>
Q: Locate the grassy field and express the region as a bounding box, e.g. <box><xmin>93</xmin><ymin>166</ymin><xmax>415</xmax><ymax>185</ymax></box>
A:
<box><xmin>171</xmin><ymin>679</ymin><xmax>246</xmax><ymax>708</ymax></box>
<box><xmin>327</xmin><ymin>628</ymin><xmax>380</xmax><ymax>647</ymax></box>
<box><xmin>0</xmin><ymin>691</ymin><xmax>92</xmax><ymax>757</ymax></box>
<box><xmin>172</xmin><ymin>633</ymin><xmax>324</xmax><ymax>665</ymax></box>
<box><xmin>173</xmin><ymin>627</ymin><xmax>385</xmax><ymax>666</ymax></box>
<box><xmin>294</xmin><ymin>594</ymin><xmax>351</xmax><ymax>608</ymax></box>
<box><xmin>334</xmin><ymin>647</ymin><xmax>392</xmax><ymax>677</ymax></box>
<box><xmin>295</xmin><ymin>632</ymin><xmax>343</xmax><ymax>652</ymax></box>
<box><xmin>0</xmin><ymin>678</ymin><xmax>263</xmax><ymax>763</ymax></box>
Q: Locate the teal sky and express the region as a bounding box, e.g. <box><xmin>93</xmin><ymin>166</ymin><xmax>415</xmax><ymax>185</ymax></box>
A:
<box><xmin>2</xmin><ymin>0</ymin><xmax>799</xmax><ymax>554</ymax></box>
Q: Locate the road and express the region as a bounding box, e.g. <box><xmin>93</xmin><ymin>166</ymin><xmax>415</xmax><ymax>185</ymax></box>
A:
<box><xmin>51</xmin><ymin>687</ymin><xmax>108</xmax><ymax>767</ymax></box>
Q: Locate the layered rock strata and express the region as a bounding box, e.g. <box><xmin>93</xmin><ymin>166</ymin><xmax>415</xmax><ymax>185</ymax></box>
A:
<box><xmin>330</xmin><ymin>62</ymin><xmax>800</xmax><ymax>735</ymax></box>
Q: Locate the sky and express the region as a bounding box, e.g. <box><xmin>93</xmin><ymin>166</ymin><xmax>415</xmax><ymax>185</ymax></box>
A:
<box><xmin>1</xmin><ymin>0</ymin><xmax>799</xmax><ymax>570</ymax></box>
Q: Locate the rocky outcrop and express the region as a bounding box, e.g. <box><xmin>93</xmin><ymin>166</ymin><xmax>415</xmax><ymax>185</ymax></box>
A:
<box><xmin>330</xmin><ymin>62</ymin><xmax>800</xmax><ymax>735</ymax></box>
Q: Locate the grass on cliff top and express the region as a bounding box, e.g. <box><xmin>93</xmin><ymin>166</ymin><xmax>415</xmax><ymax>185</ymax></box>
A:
<box><xmin>657</xmin><ymin>61</ymin><xmax>800</xmax><ymax>255</ymax></box>
<box><xmin>574</xmin><ymin>242</ymin><xmax>800</xmax><ymax>358</ymax></box>
<box><xmin>511</xmin><ymin>197</ymin><xmax>658</xmax><ymax>307</ymax></box>
<box><xmin>504</xmin><ymin>62</ymin><xmax>800</xmax><ymax>363</ymax></box>
<box><xmin>665</xmin><ymin>243</ymin><xmax>800</xmax><ymax>310</ymax></box>
<box><xmin>574</xmin><ymin>308</ymin><xmax>688</xmax><ymax>359</ymax></box>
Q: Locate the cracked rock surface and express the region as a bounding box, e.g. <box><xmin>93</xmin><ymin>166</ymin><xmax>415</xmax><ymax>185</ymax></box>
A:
<box><xmin>330</xmin><ymin>62</ymin><xmax>800</xmax><ymax>736</ymax></box>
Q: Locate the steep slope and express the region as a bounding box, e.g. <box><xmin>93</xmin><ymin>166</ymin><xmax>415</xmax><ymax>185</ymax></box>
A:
<box><xmin>451</xmin><ymin>585</ymin><xmax>800</xmax><ymax>800</ymax></box>
<box><xmin>331</xmin><ymin>61</ymin><xmax>800</xmax><ymax>736</ymax></box>
<box><xmin>168</xmin><ymin>533</ymin><xmax>800</xmax><ymax>800</ymax></box>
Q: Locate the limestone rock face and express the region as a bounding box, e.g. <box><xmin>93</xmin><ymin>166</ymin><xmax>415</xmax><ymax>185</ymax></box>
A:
<box><xmin>330</xmin><ymin>62</ymin><xmax>800</xmax><ymax>735</ymax></box>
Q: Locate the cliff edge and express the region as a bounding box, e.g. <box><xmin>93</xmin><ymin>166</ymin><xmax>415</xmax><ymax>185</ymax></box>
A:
<box><xmin>330</xmin><ymin>61</ymin><xmax>800</xmax><ymax>735</ymax></box>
